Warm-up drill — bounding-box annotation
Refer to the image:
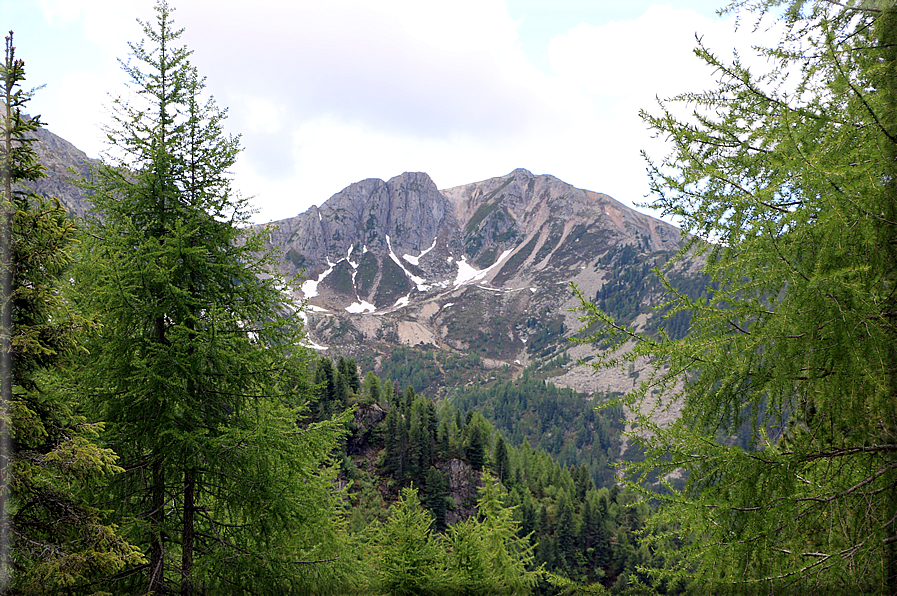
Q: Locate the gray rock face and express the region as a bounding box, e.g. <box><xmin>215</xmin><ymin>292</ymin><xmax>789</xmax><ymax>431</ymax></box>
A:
<box><xmin>263</xmin><ymin>167</ymin><xmax>693</xmax><ymax>405</ymax></box>
<box><xmin>21</xmin><ymin>125</ymin><xmax>98</xmax><ymax>218</ymax></box>
<box><xmin>436</xmin><ymin>458</ymin><xmax>481</xmax><ymax>527</ymax></box>
<box><xmin>347</xmin><ymin>403</ymin><xmax>388</xmax><ymax>456</ymax></box>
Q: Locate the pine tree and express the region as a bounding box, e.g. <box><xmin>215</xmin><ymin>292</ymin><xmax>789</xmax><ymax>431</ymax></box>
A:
<box><xmin>553</xmin><ymin>490</ymin><xmax>576</xmax><ymax>571</ymax></box>
<box><xmin>0</xmin><ymin>32</ymin><xmax>145</xmax><ymax>593</ymax></box>
<box><xmin>376</xmin><ymin>486</ymin><xmax>447</xmax><ymax>595</ymax></box>
<box><xmin>314</xmin><ymin>357</ymin><xmax>337</xmax><ymax>419</ymax></box>
<box><xmin>382</xmin><ymin>406</ymin><xmax>402</xmax><ymax>479</ymax></box>
<box><xmin>576</xmin><ymin>0</ymin><xmax>897</xmax><ymax>591</ymax></box>
<box><xmin>423</xmin><ymin>466</ymin><xmax>448</xmax><ymax>532</ymax></box>
<box><xmin>74</xmin><ymin>3</ymin><xmax>349</xmax><ymax>593</ymax></box>
<box><xmin>446</xmin><ymin>472</ymin><xmax>539</xmax><ymax>593</ymax></box>
<box><xmin>467</xmin><ymin>423</ymin><xmax>486</xmax><ymax>471</ymax></box>
<box><xmin>363</xmin><ymin>370</ymin><xmax>381</xmax><ymax>403</ymax></box>
<box><xmin>492</xmin><ymin>432</ymin><xmax>510</xmax><ymax>483</ymax></box>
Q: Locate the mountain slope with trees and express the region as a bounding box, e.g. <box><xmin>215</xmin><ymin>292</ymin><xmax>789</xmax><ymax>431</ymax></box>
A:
<box><xmin>8</xmin><ymin>0</ymin><xmax>896</xmax><ymax>594</ymax></box>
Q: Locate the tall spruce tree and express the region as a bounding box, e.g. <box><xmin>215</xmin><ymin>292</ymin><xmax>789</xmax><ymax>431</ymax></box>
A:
<box><xmin>1</xmin><ymin>32</ymin><xmax>144</xmax><ymax>594</ymax></box>
<box><xmin>74</xmin><ymin>3</ymin><xmax>349</xmax><ymax>593</ymax></box>
<box><xmin>576</xmin><ymin>0</ymin><xmax>897</xmax><ymax>592</ymax></box>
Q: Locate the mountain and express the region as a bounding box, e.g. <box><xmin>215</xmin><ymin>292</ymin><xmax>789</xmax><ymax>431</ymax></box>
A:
<box><xmin>23</xmin><ymin>124</ymin><xmax>99</xmax><ymax>218</ymax></box>
<box><xmin>262</xmin><ymin>168</ymin><xmax>694</xmax><ymax>401</ymax></box>
<box><xmin>30</xmin><ymin>126</ymin><xmax>703</xmax><ymax>446</ymax></box>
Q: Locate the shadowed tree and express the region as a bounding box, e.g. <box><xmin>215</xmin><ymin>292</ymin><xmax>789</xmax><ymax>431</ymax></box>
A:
<box><xmin>1</xmin><ymin>32</ymin><xmax>143</xmax><ymax>593</ymax></box>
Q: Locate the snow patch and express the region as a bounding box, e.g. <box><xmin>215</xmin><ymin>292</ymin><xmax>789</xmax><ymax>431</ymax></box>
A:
<box><xmin>443</xmin><ymin>302</ymin><xmax>455</xmax><ymax>308</ymax></box>
<box><xmin>403</xmin><ymin>236</ymin><xmax>438</xmax><ymax>266</ymax></box>
<box><xmin>393</xmin><ymin>295</ymin><xmax>411</xmax><ymax>309</ymax></box>
<box><xmin>386</xmin><ymin>234</ymin><xmax>431</xmax><ymax>292</ymax></box>
<box><xmin>453</xmin><ymin>249</ymin><xmax>513</xmax><ymax>287</ymax></box>
<box><xmin>300</xmin><ymin>262</ymin><xmax>335</xmax><ymax>298</ymax></box>
<box><xmin>346</xmin><ymin>300</ymin><xmax>376</xmax><ymax>314</ymax></box>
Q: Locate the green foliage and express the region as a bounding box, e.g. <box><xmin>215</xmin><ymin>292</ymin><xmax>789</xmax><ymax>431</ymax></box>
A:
<box><xmin>446</xmin><ymin>473</ymin><xmax>540</xmax><ymax>595</ymax></box>
<box><xmin>576</xmin><ymin>1</ymin><xmax>897</xmax><ymax>592</ymax></box>
<box><xmin>374</xmin><ymin>479</ymin><xmax>540</xmax><ymax>595</ymax></box>
<box><xmin>374</xmin><ymin>486</ymin><xmax>448</xmax><ymax>595</ymax></box>
<box><xmin>527</xmin><ymin>316</ymin><xmax>565</xmax><ymax>357</ymax></box>
<box><xmin>591</xmin><ymin>245</ymin><xmax>708</xmax><ymax>342</ymax></box>
<box><xmin>451</xmin><ymin>370</ymin><xmax>624</xmax><ymax>489</ymax></box>
<box><xmin>72</xmin><ymin>3</ymin><xmax>351</xmax><ymax>593</ymax></box>
<box><xmin>358</xmin><ymin>346</ymin><xmax>443</xmax><ymax>396</ymax></box>
<box><xmin>1</xmin><ymin>32</ymin><xmax>143</xmax><ymax>593</ymax></box>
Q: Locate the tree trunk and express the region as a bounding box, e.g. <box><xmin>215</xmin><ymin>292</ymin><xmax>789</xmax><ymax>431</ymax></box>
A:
<box><xmin>149</xmin><ymin>458</ymin><xmax>166</xmax><ymax>595</ymax></box>
<box><xmin>0</xmin><ymin>36</ymin><xmax>15</xmax><ymax>592</ymax></box>
<box><xmin>181</xmin><ymin>470</ymin><xmax>195</xmax><ymax>596</ymax></box>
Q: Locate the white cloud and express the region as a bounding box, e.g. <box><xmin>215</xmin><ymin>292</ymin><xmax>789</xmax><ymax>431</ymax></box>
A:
<box><xmin>38</xmin><ymin>0</ymin><xmax>143</xmax><ymax>56</ymax></box>
<box><xmin>26</xmin><ymin>1</ymin><xmax>787</xmax><ymax>226</ymax></box>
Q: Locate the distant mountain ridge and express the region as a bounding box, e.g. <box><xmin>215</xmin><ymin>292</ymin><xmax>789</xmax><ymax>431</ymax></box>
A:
<box><xmin>33</xmin><ymin>125</ymin><xmax>697</xmax><ymax>427</ymax></box>
<box><xmin>24</xmin><ymin>124</ymin><xmax>98</xmax><ymax>218</ymax></box>
<box><xmin>260</xmin><ymin>166</ymin><xmax>692</xmax><ymax>406</ymax></box>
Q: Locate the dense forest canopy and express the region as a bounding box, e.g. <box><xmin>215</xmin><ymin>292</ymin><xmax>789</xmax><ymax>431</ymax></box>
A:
<box><xmin>1</xmin><ymin>0</ymin><xmax>895</xmax><ymax>594</ymax></box>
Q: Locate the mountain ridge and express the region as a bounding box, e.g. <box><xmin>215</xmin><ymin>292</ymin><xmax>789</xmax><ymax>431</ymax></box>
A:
<box><xmin>30</xmin><ymin>125</ymin><xmax>696</xmax><ymax>428</ymax></box>
<box><xmin>257</xmin><ymin>166</ymin><xmax>691</xmax><ymax>408</ymax></box>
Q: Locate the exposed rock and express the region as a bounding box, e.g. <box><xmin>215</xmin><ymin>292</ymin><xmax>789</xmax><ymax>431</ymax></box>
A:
<box><xmin>261</xmin><ymin>166</ymin><xmax>693</xmax><ymax>425</ymax></box>
<box><xmin>346</xmin><ymin>403</ymin><xmax>387</xmax><ymax>456</ymax></box>
<box><xmin>436</xmin><ymin>458</ymin><xmax>482</xmax><ymax>526</ymax></box>
<box><xmin>21</xmin><ymin>125</ymin><xmax>98</xmax><ymax>218</ymax></box>
<box><xmin>35</xmin><ymin>122</ymin><xmax>699</xmax><ymax>433</ymax></box>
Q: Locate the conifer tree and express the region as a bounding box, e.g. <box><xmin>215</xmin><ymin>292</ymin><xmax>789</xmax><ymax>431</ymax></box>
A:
<box><xmin>492</xmin><ymin>432</ymin><xmax>510</xmax><ymax>483</ymax></box>
<box><xmin>423</xmin><ymin>466</ymin><xmax>448</xmax><ymax>532</ymax></box>
<box><xmin>363</xmin><ymin>370</ymin><xmax>381</xmax><ymax>403</ymax></box>
<box><xmin>553</xmin><ymin>490</ymin><xmax>576</xmax><ymax>570</ymax></box>
<box><xmin>375</xmin><ymin>486</ymin><xmax>447</xmax><ymax>595</ymax></box>
<box><xmin>577</xmin><ymin>0</ymin><xmax>897</xmax><ymax>591</ymax></box>
<box><xmin>446</xmin><ymin>473</ymin><xmax>539</xmax><ymax>594</ymax></box>
<box><xmin>466</xmin><ymin>418</ymin><xmax>487</xmax><ymax>472</ymax></box>
<box><xmin>0</xmin><ymin>32</ymin><xmax>144</xmax><ymax>593</ymax></box>
<box><xmin>74</xmin><ymin>3</ymin><xmax>349</xmax><ymax>593</ymax></box>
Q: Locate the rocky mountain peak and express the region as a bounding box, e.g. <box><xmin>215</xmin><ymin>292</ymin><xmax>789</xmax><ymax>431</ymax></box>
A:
<box><xmin>257</xmin><ymin>167</ymin><xmax>692</xmax><ymax>401</ymax></box>
<box><xmin>25</xmin><ymin>122</ymin><xmax>695</xmax><ymax>402</ymax></box>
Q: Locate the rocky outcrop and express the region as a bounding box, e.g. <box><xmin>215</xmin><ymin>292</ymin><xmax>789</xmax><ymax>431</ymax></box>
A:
<box><xmin>347</xmin><ymin>403</ymin><xmax>387</xmax><ymax>456</ymax></box>
<box><xmin>33</xmin><ymin>123</ymin><xmax>697</xmax><ymax>428</ymax></box>
<box><xmin>436</xmin><ymin>458</ymin><xmax>482</xmax><ymax>526</ymax></box>
<box><xmin>261</xmin><ymin>166</ymin><xmax>694</xmax><ymax>409</ymax></box>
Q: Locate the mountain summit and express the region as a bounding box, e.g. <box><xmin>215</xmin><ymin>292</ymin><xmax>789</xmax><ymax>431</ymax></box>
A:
<box><xmin>263</xmin><ymin>167</ymin><xmax>688</xmax><ymax>397</ymax></box>
<box><xmin>27</xmin><ymin>123</ymin><xmax>694</xmax><ymax>398</ymax></box>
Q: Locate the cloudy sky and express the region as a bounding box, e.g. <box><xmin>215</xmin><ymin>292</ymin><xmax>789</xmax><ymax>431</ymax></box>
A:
<box><xmin>2</xmin><ymin>1</ymin><xmax>780</xmax><ymax>224</ymax></box>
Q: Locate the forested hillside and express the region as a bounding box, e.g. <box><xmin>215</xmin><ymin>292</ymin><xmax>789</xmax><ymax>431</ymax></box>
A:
<box><xmin>308</xmin><ymin>354</ymin><xmax>662</xmax><ymax>592</ymax></box>
<box><xmin>3</xmin><ymin>0</ymin><xmax>896</xmax><ymax>594</ymax></box>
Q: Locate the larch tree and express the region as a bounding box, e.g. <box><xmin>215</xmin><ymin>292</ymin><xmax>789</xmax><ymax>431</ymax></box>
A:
<box><xmin>575</xmin><ymin>0</ymin><xmax>897</xmax><ymax>593</ymax></box>
<box><xmin>1</xmin><ymin>32</ymin><xmax>143</xmax><ymax>594</ymax></box>
<box><xmin>73</xmin><ymin>3</ymin><xmax>351</xmax><ymax>594</ymax></box>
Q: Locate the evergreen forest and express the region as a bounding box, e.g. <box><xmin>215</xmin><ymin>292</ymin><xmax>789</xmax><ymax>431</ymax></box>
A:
<box><xmin>1</xmin><ymin>0</ymin><xmax>895</xmax><ymax>594</ymax></box>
